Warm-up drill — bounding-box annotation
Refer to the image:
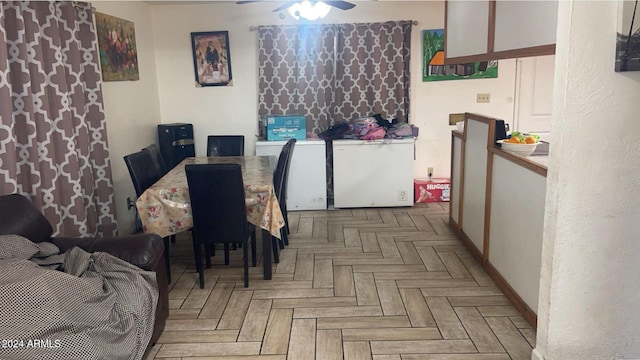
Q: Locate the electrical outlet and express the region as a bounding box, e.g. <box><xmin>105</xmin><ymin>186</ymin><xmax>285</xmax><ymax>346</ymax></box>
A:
<box><xmin>476</xmin><ymin>93</ymin><xmax>490</xmax><ymax>103</ymax></box>
<box><xmin>126</xmin><ymin>197</ymin><xmax>136</xmax><ymax>210</ymax></box>
<box><xmin>398</xmin><ymin>190</ymin><xmax>407</xmax><ymax>201</ymax></box>
<box><xmin>427</xmin><ymin>167</ymin><xmax>434</xmax><ymax>179</ymax></box>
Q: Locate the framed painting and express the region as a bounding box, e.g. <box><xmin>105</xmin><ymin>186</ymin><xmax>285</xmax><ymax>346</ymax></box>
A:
<box><xmin>95</xmin><ymin>13</ymin><xmax>139</xmax><ymax>81</ymax></box>
<box><xmin>422</xmin><ymin>29</ymin><xmax>498</xmax><ymax>82</ymax></box>
<box><xmin>191</xmin><ymin>31</ymin><xmax>233</xmax><ymax>87</ymax></box>
<box><xmin>615</xmin><ymin>0</ymin><xmax>639</xmax><ymax>72</ymax></box>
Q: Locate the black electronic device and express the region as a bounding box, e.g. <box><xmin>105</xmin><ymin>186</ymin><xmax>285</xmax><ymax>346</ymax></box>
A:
<box><xmin>494</xmin><ymin>119</ymin><xmax>508</xmax><ymax>144</ymax></box>
<box><xmin>158</xmin><ymin>123</ymin><xmax>195</xmax><ymax>169</ymax></box>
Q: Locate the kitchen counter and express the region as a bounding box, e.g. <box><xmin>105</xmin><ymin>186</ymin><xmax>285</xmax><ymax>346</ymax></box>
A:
<box><xmin>528</xmin><ymin>155</ymin><xmax>548</xmax><ymax>168</ymax></box>
<box><xmin>497</xmin><ymin>140</ymin><xmax>549</xmax><ymax>169</ymax></box>
<box><xmin>450</xmin><ymin>113</ymin><xmax>546</xmax><ymax>328</ymax></box>
<box><xmin>490</xmin><ymin>145</ymin><xmax>548</xmax><ymax>177</ymax></box>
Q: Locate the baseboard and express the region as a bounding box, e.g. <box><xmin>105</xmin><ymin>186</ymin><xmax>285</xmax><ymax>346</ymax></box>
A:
<box><xmin>485</xmin><ymin>261</ymin><xmax>538</xmax><ymax>328</ymax></box>
<box><xmin>531</xmin><ymin>348</ymin><xmax>545</xmax><ymax>360</ymax></box>
<box><xmin>459</xmin><ymin>229</ymin><xmax>484</xmax><ymax>265</ymax></box>
<box><xmin>457</xmin><ymin>229</ymin><xmax>538</xmax><ymax>329</ymax></box>
<box><xmin>448</xmin><ymin>217</ymin><xmax>460</xmax><ymax>235</ymax></box>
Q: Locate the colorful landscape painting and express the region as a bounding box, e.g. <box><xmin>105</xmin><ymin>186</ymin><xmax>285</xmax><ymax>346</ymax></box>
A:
<box><xmin>615</xmin><ymin>0</ymin><xmax>639</xmax><ymax>72</ymax></box>
<box><xmin>422</xmin><ymin>29</ymin><xmax>498</xmax><ymax>82</ymax></box>
<box><xmin>95</xmin><ymin>13</ymin><xmax>139</xmax><ymax>81</ymax></box>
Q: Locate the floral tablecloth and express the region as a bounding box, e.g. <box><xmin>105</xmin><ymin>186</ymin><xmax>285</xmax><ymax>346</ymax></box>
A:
<box><xmin>136</xmin><ymin>156</ymin><xmax>285</xmax><ymax>239</ymax></box>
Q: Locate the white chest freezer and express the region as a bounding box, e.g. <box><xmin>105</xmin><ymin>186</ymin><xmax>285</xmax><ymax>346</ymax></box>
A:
<box><xmin>255</xmin><ymin>139</ymin><xmax>327</xmax><ymax>210</ymax></box>
<box><xmin>332</xmin><ymin>138</ymin><xmax>415</xmax><ymax>208</ymax></box>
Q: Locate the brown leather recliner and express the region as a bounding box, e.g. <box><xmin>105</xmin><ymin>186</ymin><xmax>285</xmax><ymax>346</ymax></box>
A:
<box><xmin>0</xmin><ymin>194</ymin><xmax>168</xmax><ymax>346</ymax></box>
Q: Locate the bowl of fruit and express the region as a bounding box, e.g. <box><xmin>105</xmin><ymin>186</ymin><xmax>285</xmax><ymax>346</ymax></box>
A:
<box><xmin>497</xmin><ymin>132</ymin><xmax>539</xmax><ymax>156</ymax></box>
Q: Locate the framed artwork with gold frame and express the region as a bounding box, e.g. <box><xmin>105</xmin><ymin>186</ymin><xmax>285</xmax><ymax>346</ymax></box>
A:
<box><xmin>95</xmin><ymin>12</ymin><xmax>139</xmax><ymax>81</ymax></box>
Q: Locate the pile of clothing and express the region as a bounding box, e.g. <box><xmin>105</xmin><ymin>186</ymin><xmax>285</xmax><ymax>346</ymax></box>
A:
<box><xmin>319</xmin><ymin>113</ymin><xmax>417</xmax><ymax>141</ymax></box>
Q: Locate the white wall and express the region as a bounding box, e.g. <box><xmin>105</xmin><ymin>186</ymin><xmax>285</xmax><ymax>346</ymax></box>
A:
<box><xmin>150</xmin><ymin>1</ymin><xmax>517</xmax><ymax>180</ymax></box>
<box><xmin>93</xmin><ymin>1</ymin><xmax>161</xmax><ymax>234</ymax></box>
<box><xmin>93</xmin><ymin>1</ymin><xmax>527</xmax><ymax>232</ymax></box>
<box><xmin>534</xmin><ymin>1</ymin><xmax>640</xmax><ymax>359</ymax></box>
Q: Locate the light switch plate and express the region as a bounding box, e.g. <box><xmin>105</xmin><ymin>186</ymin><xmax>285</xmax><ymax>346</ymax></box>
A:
<box><xmin>476</xmin><ymin>93</ymin><xmax>490</xmax><ymax>103</ymax></box>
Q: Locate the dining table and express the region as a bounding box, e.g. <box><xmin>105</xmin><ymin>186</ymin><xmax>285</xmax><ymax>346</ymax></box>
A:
<box><xmin>135</xmin><ymin>156</ymin><xmax>285</xmax><ymax>280</ymax></box>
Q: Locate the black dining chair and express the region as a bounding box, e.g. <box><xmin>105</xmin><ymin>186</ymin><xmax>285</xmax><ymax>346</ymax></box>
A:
<box><xmin>124</xmin><ymin>150</ymin><xmax>161</xmax><ymax>198</ymax></box>
<box><xmin>142</xmin><ymin>143</ymin><xmax>178</xmax><ymax>245</ymax></box>
<box><xmin>273</xmin><ymin>138</ymin><xmax>296</xmax><ymax>247</ymax></box>
<box><xmin>124</xmin><ymin>149</ymin><xmax>172</xmax><ymax>283</ymax></box>
<box><xmin>206</xmin><ymin>135</ymin><xmax>245</xmax><ymax>157</ymax></box>
<box><xmin>142</xmin><ymin>143</ymin><xmax>169</xmax><ymax>177</ymax></box>
<box><xmin>142</xmin><ymin>144</ymin><xmax>176</xmax><ymax>244</ymax></box>
<box><xmin>185</xmin><ymin>163</ymin><xmax>257</xmax><ymax>288</ymax></box>
<box><xmin>205</xmin><ymin>135</ymin><xmax>245</xmax><ymax>253</ymax></box>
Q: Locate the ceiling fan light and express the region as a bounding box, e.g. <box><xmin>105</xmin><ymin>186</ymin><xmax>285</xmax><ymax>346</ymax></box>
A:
<box><xmin>287</xmin><ymin>1</ymin><xmax>331</xmax><ymax>21</ymax></box>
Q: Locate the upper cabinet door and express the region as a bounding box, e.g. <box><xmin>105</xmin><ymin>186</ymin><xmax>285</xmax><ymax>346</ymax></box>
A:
<box><xmin>445</xmin><ymin>0</ymin><xmax>557</xmax><ymax>63</ymax></box>
<box><xmin>494</xmin><ymin>1</ymin><xmax>558</xmax><ymax>52</ymax></box>
<box><xmin>445</xmin><ymin>0</ymin><xmax>490</xmax><ymax>59</ymax></box>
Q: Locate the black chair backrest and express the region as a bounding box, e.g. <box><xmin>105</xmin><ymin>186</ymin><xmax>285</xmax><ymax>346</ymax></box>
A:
<box><xmin>273</xmin><ymin>139</ymin><xmax>296</xmax><ymax>199</ymax></box>
<box><xmin>282</xmin><ymin>138</ymin><xmax>296</xmax><ymax>194</ymax></box>
<box><xmin>124</xmin><ymin>150</ymin><xmax>161</xmax><ymax>197</ymax></box>
<box><xmin>143</xmin><ymin>143</ymin><xmax>168</xmax><ymax>176</ymax></box>
<box><xmin>185</xmin><ymin>164</ymin><xmax>248</xmax><ymax>244</ymax></box>
<box><xmin>0</xmin><ymin>194</ymin><xmax>53</xmax><ymax>243</ymax></box>
<box><xmin>207</xmin><ymin>135</ymin><xmax>244</xmax><ymax>157</ymax></box>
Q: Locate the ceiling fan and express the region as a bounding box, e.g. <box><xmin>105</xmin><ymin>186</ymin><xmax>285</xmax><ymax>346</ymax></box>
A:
<box><xmin>236</xmin><ymin>1</ymin><xmax>356</xmax><ymax>13</ymax></box>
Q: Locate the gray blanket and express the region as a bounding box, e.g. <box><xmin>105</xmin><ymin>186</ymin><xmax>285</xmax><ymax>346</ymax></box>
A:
<box><xmin>0</xmin><ymin>234</ymin><xmax>158</xmax><ymax>360</ymax></box>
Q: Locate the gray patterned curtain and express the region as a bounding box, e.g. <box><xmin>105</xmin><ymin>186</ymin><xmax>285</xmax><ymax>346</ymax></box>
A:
<box><xmin>257</xmin><ymin>21</ymin><xmax>412</xmax><ymax>134</ymax></box>
<box><xmin>0</xmin><ymin>1</ymin><xmax>117</xmax><ymax>237</ymax></box>
<box><xmin>335</xmin><ymin>22</ymin><xmax>412</xmax><ymax>123</ymax></box>
<box><xmin>258</xmin><ymin>25</ymin><xmax>337</xmax><ymax>135</ymax></box>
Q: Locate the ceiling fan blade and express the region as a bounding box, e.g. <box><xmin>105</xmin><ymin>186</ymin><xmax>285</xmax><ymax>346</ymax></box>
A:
<box><xmin>267</xmin><ymin>0</ymin><xmax>356</xmax><ymax>13</ymax></box>
<box><xmin>324</xmin><ymin>1</ymin><xmax>356</xmax><ymax>10</ymax></box>
<box><xmin>272</xmin><ymin>1</ymin><xmax>297</xmax><ymax>12</ymax></box>
<box><xmin>236</xmin><ymin>0</ymin><xmax>262</xmax><ymax>4</ymax></box>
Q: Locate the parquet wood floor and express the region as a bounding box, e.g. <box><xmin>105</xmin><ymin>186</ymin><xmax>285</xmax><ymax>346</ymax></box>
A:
<box><xmin>144</xmin><ymin>203</ymin><xmax>534</xmax><ymax>360</ymax></box>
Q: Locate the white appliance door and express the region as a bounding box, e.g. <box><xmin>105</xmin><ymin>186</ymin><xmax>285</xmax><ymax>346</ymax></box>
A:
<box><xmin>255</xmin><ymin>140</ymin><xmax>327</xmax><ymax>210</ymax></box>
<box><xmin>333</xmin><ymin>139</ymin><xmax>414</xmax><ymax>208</ymax></box>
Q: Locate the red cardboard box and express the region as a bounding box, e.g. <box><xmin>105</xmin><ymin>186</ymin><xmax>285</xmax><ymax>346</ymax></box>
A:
<box><xmin>415</xmin><ymin>178</ymin><xmax>450</xmax><ymax>203</ymax></box>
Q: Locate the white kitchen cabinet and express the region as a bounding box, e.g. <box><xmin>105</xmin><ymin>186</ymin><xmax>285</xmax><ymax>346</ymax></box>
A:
<box><xmin>255</xmin><ymin>140</ymin><xmax>327</xmax><ymax>211</ymax></box>
<box><xmin>332</xmin><ymin>139</ymin><xmax>414</xmax><ymax>208</ymax></box>
<box><xmin>445</xmin><ymin>0</ymin><xmax>557</xmax><ymax>63</ymax></box>
<box><xmin>445</xmin><ymin>0</ymin><xmax>490</xmax><ymax>59</ymax></box>
<box><xmin>494</xmin><ymin>1</ymin><xmax>558</xmax><ymax>52</ymax></box>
